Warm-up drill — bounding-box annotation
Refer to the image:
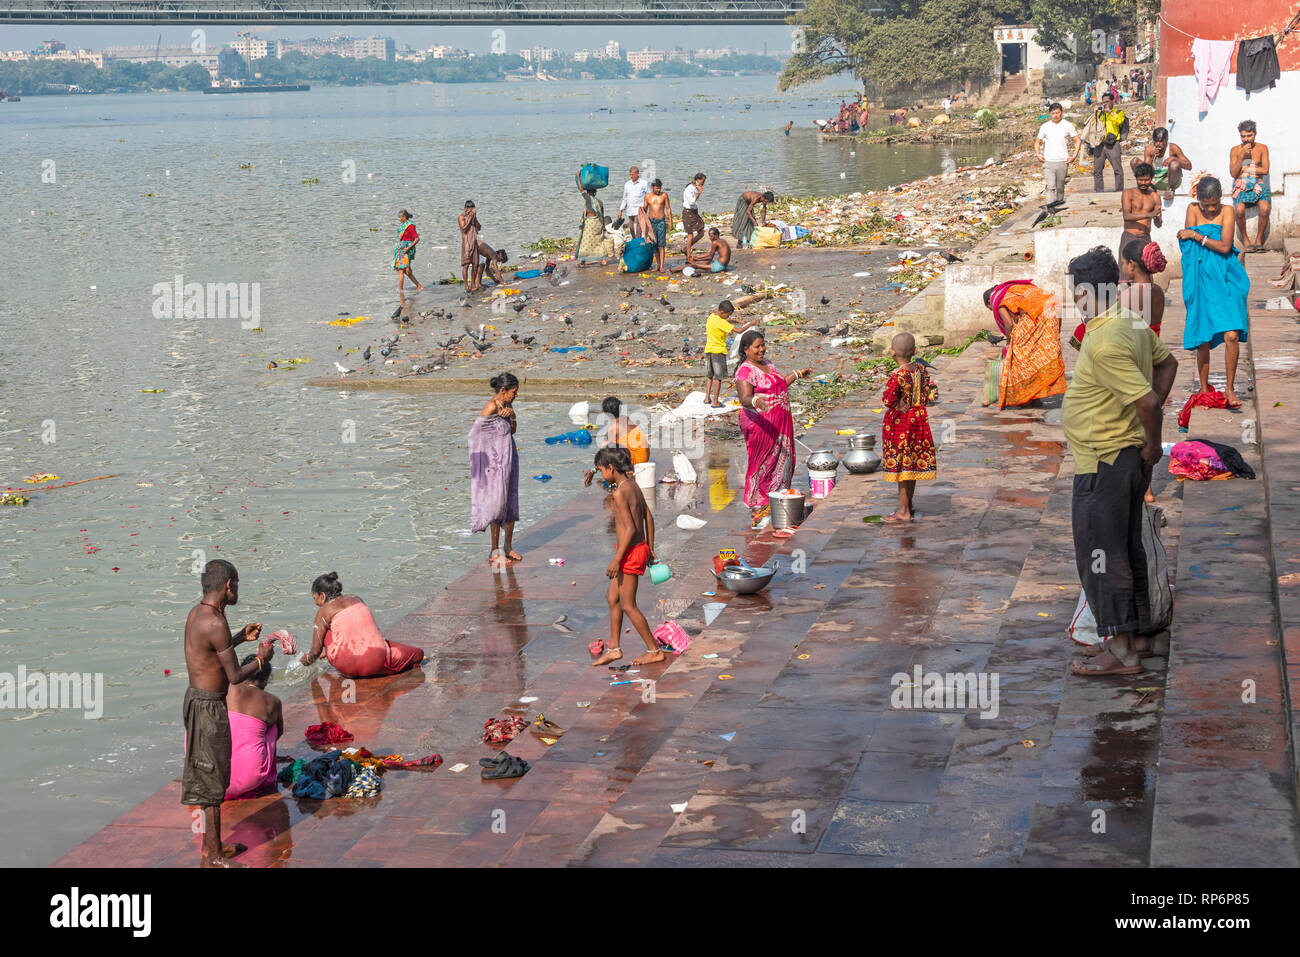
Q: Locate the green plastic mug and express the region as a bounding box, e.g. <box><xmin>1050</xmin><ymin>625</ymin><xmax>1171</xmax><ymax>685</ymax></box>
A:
<box><xmin>649</xmin><ymin>562</ymin><xmax>671</xmax><ymax>585</ymax></box>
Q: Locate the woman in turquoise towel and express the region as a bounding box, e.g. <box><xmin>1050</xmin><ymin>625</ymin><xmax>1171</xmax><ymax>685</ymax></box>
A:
<box><xmin>1178</xmin><ymin>176</ymin><xmax>1250</xmax><ymax>409</ymax></box>
<box><xmin>392</xmin><ymin>209</ymin><xmax>422</xmax><ymax>292</ymax></box>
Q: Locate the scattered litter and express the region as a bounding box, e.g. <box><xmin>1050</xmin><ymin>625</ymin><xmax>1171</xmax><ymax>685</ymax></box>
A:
<box><xmin>670</xmin><ymin>802</ymin><xmax>689</xmax><ymax>814</ymax></box>
<box><xmin>702</xmin><ymin>590</ymin><xmax>717</xmax><ymax>597</ymax></box>
<box><xmin>719</xmin><ymin>732</ymin><xmax>736</xmax><ymax>741</ymax></box>
<box><xmin>703</xmin><ymin>602</ymin><xmax>726</xmax><ymax>626</ymax></box>
<box><xmin>519</xmin><ymin>696</ymin><xmax>539</xmax><ymax>704</ymax></box>
<box><xmin>548</xmin><ymin>557</ymin><xmax>566</xmax><ymax>566</ymax></box>
<box><xmin>1021</xmin><ymin>739</ymin><xmax>1035</xmax><ymax>748</ymax></box>
<box><xmin>549</xmin><ymin>346</ymin><xmax>587</xmax><ymax>354</ymax></box>
<box><xmin>676</xmin><ymin>514</ymin><xmax>707</xmax><ymax>530</ymax></box>
<box><xmin>139</xmin><ymin>388</ymin><xmax>166</xmax><ymax>394</ymax></box>
<box><xmin>449</xmin><ymin>763</ymin><xmax>469</xmax><ymax>773</ymax></box>
<box><xmin>576</xmin><ymin>701</ymin><xmax>592</xmax><ymax>708</ymax></box>
<box><xmin>328</xmin><ymin>315</ymin><xmax>370</xmax><ymax>327</ymax></box>
<box><xmin>24</xmin><ymin>473</ymin><xmax>59</xmax><ymax>484</ymax></box>
<box><xmin>701</xmin><ymin>653</ymin><xmax>720</xmax><ymax>660</ymax></box>
<box><xmin>717</xmin><ymin>674</ymin><xmax>734</xmax><ymax>680</ymax></box>
<box><xmin>797</xmin><ymin>654</ymin><xmax>811</xmax><ymax>660</ymax></box>
<box><xmin>534</xmin><ymin>474</ymin><xmax>553</xmax><ymax>482</ymax></box>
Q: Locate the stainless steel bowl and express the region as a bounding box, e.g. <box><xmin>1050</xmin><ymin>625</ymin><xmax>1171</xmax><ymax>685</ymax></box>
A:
<box><xmin>716</xmin><ymin>564</ymin><xmax>776</xmax><ymax>595</ymax></box>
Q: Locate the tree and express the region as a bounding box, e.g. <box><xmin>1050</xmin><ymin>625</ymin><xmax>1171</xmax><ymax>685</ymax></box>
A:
<box><xmin>781</xmin><ymin>0</ymin><xmax>1031</xmax><ymax>96</ymax></box>
<box><xmin>1028</xmin><ymin>0</ymin><xmax>1151</xmax><ymax>66</ymax></box>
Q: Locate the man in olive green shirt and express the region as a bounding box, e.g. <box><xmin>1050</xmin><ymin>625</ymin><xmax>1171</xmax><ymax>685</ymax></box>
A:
<box><xmin>1062</xmin><ymin>246</ymin><xmax>1177</xmax><ymax>676</ymax></box>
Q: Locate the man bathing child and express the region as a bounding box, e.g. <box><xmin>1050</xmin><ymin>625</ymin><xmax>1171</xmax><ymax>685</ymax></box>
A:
<box><xmin>590</xmin><ymin>446</ymin><xmax>664</xmax><ymax>667</ymax></box>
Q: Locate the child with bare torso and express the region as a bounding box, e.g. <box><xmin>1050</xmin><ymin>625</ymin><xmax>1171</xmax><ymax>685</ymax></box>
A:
<box><xmin>590</xmin><ymin>446</ymin><xmax>663</xmax><ymax>667</ymax></box>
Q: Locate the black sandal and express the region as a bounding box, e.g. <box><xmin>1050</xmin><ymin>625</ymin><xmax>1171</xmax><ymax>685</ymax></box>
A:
<box><xmin>481</xmin><ymin>752</ymin><xmax>529</xmax><ymax>780</ymax></box>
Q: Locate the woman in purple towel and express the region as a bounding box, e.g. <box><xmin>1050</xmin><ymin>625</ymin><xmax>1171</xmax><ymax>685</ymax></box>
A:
<box><xmin>469</xmin><ymin>372</ymin><xmax>522</xmax><ymax>567</ymax></box>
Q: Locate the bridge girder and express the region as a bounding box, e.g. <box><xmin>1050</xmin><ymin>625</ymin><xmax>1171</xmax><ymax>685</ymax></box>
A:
<box><xmin>0</xmin><ymin>0</ymin><xmax>807</xmax><ymax>24</ymax></box>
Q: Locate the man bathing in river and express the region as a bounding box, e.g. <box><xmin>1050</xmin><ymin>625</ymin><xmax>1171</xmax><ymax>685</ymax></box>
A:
<box><xmin>182</xmin><ymin>559</ymin><xmax>275</xmax><ymax>867</ymax></box>
<box><xmin>1120</xmin><ymin>162</ymin><xmax>1162</xmax><ymax>256</ymax></box>
<box><xmin>591</xmin><ymin>446</ymin><xmax>664</xmax><ymax>667</ymax></box>
<box><xmin>672</xmin><ymin>227</ymin><xmax>731</xmax><ymax>274</ymax></box>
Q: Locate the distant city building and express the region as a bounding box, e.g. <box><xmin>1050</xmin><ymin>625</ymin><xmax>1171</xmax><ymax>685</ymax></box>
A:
<box><xmin>229</xmin><ymin>35</ymin><xmax>273</xmax><ymax>61</ymax></box>
<box><xmin>604</xmin><ymin>40</ymin><xmax>622</xmax><ymax>60</ymax></box>
<box><xmin>518</xmin><ymin>49</ymin><xmax>532</xmax><ymax>62</ymax></box>
<box><xmin>103</xmin><ymin>44</ymin><xmax>213</xmax><ymax>75</ymax></box>
<box><xmin>572</xmin><ymin>50</ymin><xmax>591</xmax><ymax>63</ymax></box>
<box><xmin>665</xmin><ymin>47</ymin><xmax>691</xmax><ymax>63</ymax></box>
<box><xmin>428</xmin><ymin>44</ymin><xmax>465</xmax><ymax>59</ymax></box>
<box><xmin>352</xmin><ymin>36</ymin><xmax>395</xmax><ymax>61</ymax></box>
<box><xmin>530</xmin><ymin>45</ymin><xmax>558</xmax><ymax>63</ymax></box>
<box><xmin>627</xmin><ymin>48</ymin><xmax>666</xmax><ymax>71</ymax></box>
<box><xmin>695</xmin><ymin>48</ymin><xmax>735</xmax><ymax>58</ymax></box>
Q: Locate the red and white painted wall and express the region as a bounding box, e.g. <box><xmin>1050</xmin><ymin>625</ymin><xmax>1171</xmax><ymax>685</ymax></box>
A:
<box><xmin>1159</xmin><ymin>0</ymin><xmax>1300</xmax><ymax>235</ymax></box>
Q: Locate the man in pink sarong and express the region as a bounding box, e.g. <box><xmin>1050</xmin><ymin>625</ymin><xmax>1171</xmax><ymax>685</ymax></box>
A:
<box><xmin>300</xmin><ymin>572</ymin><xmax>424</xmax><ymax>678</ymax></box>
<box><xmin>224</xmin><ymin>654</ymin><xmax>282</xmax><ymax>799</ymax></box>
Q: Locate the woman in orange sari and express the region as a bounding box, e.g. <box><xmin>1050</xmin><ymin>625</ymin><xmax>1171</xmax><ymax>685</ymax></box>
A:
<box><xmin>983</xmin><ymin>280</ymin><xmax>1066</xmax><ymax>409</ymax></box>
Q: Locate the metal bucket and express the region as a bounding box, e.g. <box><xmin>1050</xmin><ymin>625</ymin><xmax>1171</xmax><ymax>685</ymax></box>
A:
<box><xmin>769</xmin><ymin>491</ymin><xmax>805</xmax><ymax>529</ymax></box>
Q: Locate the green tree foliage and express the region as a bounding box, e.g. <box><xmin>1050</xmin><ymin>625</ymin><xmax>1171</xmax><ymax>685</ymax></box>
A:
<box><xmin>781</xmin><ymin>0</ymin><xmax>1033</xmax><ymax>95</ymax></box>
<box><xmin>1029</xmin><ymin>0</ymin><xmax>1152</xmax><ymax>65</ymax></box>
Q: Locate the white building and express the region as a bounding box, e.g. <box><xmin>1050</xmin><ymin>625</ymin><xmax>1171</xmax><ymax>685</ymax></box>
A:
<box><xmin>229</xmin><ymin>35</ymin><xmax>273</xmax><ymax>62</ymax></box>
<box><xmin>352</xmin><ymin>36</ymin><xmax>395</xmax><ymax>61</ymax></box>
<box><xmin>993</xmin><ymin>25</ymin><xmax>1050</xmax><ymax>84</ymax></box>
<box><xmin>665</xmin><ymin>48</ymin><xmax>691</xmax><ymax>63</ymax></box>
<box><xmin>604</xmin><ymin>40</ymin><xmax>622</xmax><ymax>60</ymax></box>
<box><xmin>627</xmin><ymin>48</ymin><xmax>666</xmax><ymax>71</ymax></box>
<box><xmin>530</xmin><ymin>45</ymin><xmax>558</xmax><ymax>63</ymax></box>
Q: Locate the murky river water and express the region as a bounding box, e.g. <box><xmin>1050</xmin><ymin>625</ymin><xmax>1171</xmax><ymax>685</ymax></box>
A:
<box><xmin>0</xmin><ymin>76</ymin><xmax>993</xmax><ymax>866</ymax></box>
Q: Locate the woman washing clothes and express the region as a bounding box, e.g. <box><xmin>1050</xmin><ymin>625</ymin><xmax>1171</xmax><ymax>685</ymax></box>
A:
<box><xmin>225</xmin><ymin>654</ymin><xmax>282</xmax><ymax>799</ymax></box>
<box><xmin>982</xmin><ymin>279</ymin><xmax>1066</xmax><ymax>408</ymax></box>
<box><xmin>300</xmin><ymin>572</ymin><xmax>424</xmax><ymax>678</ymax></box>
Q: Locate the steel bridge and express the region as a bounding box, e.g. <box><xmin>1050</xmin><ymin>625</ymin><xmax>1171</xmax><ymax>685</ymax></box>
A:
<box><xmin>0</xmin><ymin>0</ymin><xmax>805</xmax><ymax>24</ymax></box>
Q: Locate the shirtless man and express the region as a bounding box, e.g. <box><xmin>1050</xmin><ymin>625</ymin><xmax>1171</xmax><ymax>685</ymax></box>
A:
<box><xmin>472</xmin><ymin>241</ymin><xmax>508</xmax><ymax>291</ymax></box>
<box><xmin>590</xmin><ymin>446</ymin><xmax>663</xmax><ymax>668</ymax></box>
<box><xmin>1132</xmin><ymin>127</ymin><xmax>1190</xmax><ymax>199</ymax></box>
<box><xmin>1230</xmin><ymin>119</ymin><xmax>1272</xmax><ymax>252</ymax></box>
<box><xmin>182</xmin><ymin>559</ymin><xmax>274</xmax><ymax>867</ymax></box>
<box><xmin>642</xmin><ymin>179</ymin><xmax>673</xmax><ymax>273</ymax></box>
<box><xmin>1120</xmin><ymin>162</ymin><xmax>1162</xmax><ymax>257</ymax></box>
<box><xmin>672</xmin><ymin>227</ymin><xmax>731</xmax><ymax>273</ymax></box>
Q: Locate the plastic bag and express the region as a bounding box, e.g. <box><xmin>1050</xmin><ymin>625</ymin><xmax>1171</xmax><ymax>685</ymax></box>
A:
<box><xmin>753</xmin><ymin>226</ymin><xmax>781</xmax><ymax>249</ymax></box>
<box><xmin>579</xmin><ymin>163</ymin><xmax>609</xmax><ymax>191</ymax></box>
<box><xmin>1068</xmin><ymin>504</ymin><xmax>1173</xmax><ymax>645</ymax></box>
<box><xmin>622</xmin><ymin>237</ymin><xmax>654</xmax><ymax>273</ymax></box>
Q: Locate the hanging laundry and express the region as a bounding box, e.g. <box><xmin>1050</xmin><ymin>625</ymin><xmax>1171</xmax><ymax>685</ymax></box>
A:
<box><xmin>1236</xmin><ymin>35</ymin><xmax>1281</xmax><ymax>93</ymax></box>
<box><xmin>1191</xmin><ymin>38</ymin><xmax>1234</xmax><ymax>113</ymax></box>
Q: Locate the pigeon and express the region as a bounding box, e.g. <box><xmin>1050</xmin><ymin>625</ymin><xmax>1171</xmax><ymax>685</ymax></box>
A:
<box><xmin>520</xmin><ymin>335</ymin><xmax>535</xmax><ymax>346</ymax></box>
<box><xmin>986</xmin><ymin>332</ymin><xmax>1006</xmax><ymax>346</ymax></box>
<box><xmin>363</xmin><ymin>346</ymin><xmax>372</xmax><ymax>362</ymax></box>
<box><xmin>601</xmin><ymin>312</ymin><xmax>610</xmax><ymax>322</ymax></box>
<box><xmin>512</xmin><ymin>301</ymin><xmax>527</xmax><ymax>312</ymax></box>
<box><xmin>381</xmin><ymin>334</ymin><xmax>399</xmax><ymax>346</ymax></box>
<box><xmin>458</xmin><ymin>295</ymin><xmax>471</xmax><ymax>307</ymax></box>
<box><xmin>334</xmin><ymin>362</ymin><xmax>355</xmax><ymax>375</ymax></box>
<box><xmin>563</xmin><ymin>315</ymin><xmax>573</xmax><ymax>326</ymax></box>
<box><xmin>941</xmin><ymin>249</ymin><xmax>963</xmax><ymax>263</ymax></box>
<box><xmin>659</xmin><ymin>296</ymin><xmax>671</xmax><ymax>307</ymax></box>
<box><xmin>740</xmin><ymin>283</ymin><xmax>756</xmax><ymax>294</ymax></box>
<box><xmin>510</xmin><ymin>333</ymin><xmax>519</xmax><ymax>343</ymax></box>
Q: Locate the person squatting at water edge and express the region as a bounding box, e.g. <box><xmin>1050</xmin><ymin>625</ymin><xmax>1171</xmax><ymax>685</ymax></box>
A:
<box><xmin>300</xmin><ymin>572</ymin><xmax>425</xmax><ymax>678</ymax></box>
<box><xmin>182</xmin><ymin>558</ymin><xmax>275</xmax><ymax>867</ymax></box>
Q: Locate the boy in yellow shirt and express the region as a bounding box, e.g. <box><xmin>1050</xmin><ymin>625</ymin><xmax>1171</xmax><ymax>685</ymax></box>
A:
<box><xmin>704</xmin><ymin>300</ymin><xmax>758</xmax><ymax>408</ymax></box>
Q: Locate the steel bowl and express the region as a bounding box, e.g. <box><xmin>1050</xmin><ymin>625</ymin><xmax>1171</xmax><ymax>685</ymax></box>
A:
<box><xmin>716</xmin><ymin>564</ymin><xmax>776</xmax><ymax>595</ymax></box>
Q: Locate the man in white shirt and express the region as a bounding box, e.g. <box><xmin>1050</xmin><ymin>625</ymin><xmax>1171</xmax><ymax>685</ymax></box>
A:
<box><xmin>1035</xmin><ymin>102</ymin><xmax>1081</xmax><ymax>204</ymax></box>
<box><xmin>681</xmin><ymin>173</ymin><xmax>707</xmax><ymax>255</ymax></box>
<box><xmin>619</xmin><ymin>166</ymin><xmax>650</xmax><ymax>240</ymax></box>
<box><xmin>942</xmin><ymin>97</ymin><xmax>952</xmax><ymax>116</ymax></box>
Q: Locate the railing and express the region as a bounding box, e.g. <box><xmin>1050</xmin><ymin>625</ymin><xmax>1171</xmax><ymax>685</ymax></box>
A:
<box><xmin>0</xmin><ymin>0</ymin><xmax>805</xmax><ymax>23</ymax></box>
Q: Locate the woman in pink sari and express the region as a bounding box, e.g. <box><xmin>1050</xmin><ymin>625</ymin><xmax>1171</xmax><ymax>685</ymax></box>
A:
<box><xmin>299</xmin><ymin>572</ymin><xmax>424</xmax><ymax>678</ymax></box>
<box><xmin>735</xmin><ymin>330</ymin><xmax>814</xmax><ymax>528</ymax></box>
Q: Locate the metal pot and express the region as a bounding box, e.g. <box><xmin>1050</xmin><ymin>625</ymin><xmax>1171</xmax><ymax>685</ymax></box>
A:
<box><xmin>842</xmin><ymin>445</ymin><xmax>882</xmax><ymax>474</ymax></box>
<box><xmin>716</xmin><ymin>564</ymin><xmax>776</xmax><ymax>595</ymax></box>
<box><xmin>805</xmin><ymin>448</ymin><xmax>838</xmax><ymax>471</ymax></box>
<box><xmin>848</xmin><ymin>434</ymin><xmax>876</xmax><ymax>451</ymax></box>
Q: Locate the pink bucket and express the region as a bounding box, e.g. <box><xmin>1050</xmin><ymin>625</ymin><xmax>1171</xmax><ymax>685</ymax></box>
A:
<box><xmin>809</xmin><ymin>468</ymin><xmax>837</xmax><ymax>499</ymax></box>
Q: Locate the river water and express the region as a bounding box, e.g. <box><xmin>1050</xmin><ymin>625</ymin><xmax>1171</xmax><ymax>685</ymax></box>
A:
<box><xmin>0</xmin><ymin>75</ymin><xmax>993</xmax><ymax>866</ymax></box>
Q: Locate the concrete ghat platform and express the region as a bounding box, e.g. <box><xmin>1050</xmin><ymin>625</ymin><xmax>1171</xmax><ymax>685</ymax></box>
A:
<box><xmin>57</xmin><ymin>222</ymin><xmax>1300</xmax><ymax>871</ymax></box>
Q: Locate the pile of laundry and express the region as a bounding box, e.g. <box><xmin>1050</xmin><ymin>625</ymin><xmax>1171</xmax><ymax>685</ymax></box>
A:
<box><xmin>277</xmin><ymin>750</ymin><xmax>382</xmax><ymax>799</ymax></box>
<box><xmin>1168</xmin><ymin>438</ymin><xmax>1256</xmax><ymax>482</ymax></box>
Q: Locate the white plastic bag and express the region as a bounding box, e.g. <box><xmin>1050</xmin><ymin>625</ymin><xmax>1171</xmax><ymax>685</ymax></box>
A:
<box><xmin>676</xmin><ymin>514</ymin><xmax>707</xmax><ymax>530</ymax></box>
<box><xmin>672</xmin><ymin>451</ymin><xmax>698</xmax><ymax>484</ymax></box>
<box><xmin>1068</xmin><ymin>504</ymin><xmax>1173</xmax><ymax>646</ymax></box>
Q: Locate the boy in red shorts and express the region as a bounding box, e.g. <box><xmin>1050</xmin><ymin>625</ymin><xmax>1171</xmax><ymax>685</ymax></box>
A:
<box><xmin>591</xmin><ymin>447</ymin><xmax>662</xmax><ymax>666</ymax></box>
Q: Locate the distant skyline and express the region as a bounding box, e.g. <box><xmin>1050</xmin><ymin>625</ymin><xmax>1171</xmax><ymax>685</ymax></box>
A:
<box><xmin>0</xmin><ymin>24</ymin><xmax>798</xmax><ymax>54</ymax></box>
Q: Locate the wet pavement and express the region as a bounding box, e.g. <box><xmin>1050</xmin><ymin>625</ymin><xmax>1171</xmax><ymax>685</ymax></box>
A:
<box><xmin>56</xmin><ymin>194</ymin><xmax>1300</xmax><ymax>869</ymax></box>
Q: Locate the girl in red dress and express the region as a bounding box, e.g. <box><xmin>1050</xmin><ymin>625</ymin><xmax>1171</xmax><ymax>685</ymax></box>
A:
<box><xmin>881</xmin><ymin>332</ymin><xmax>938</xmax><ymax>523</ymax></box>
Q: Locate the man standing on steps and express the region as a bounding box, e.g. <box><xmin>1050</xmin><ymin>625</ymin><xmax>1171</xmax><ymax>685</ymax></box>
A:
<box><xmin>1036</xmin><ymin>102</ymin><xmax>1081</xmax><ymax>205</ymax></box>
<box><xmin>1091</xmin><ymin>92</ymin><xmax>1127</xmax><ymax>193</ymax></box>
<box><xmin>1062</xmin><ymin>247</ymin><xmax>1177</xmax><ymax>677</ymax></box>
<box><xmin>1230</xmin><ymin>119</ymin><xmax>1272</xmax><ymax>252</ymax></box>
